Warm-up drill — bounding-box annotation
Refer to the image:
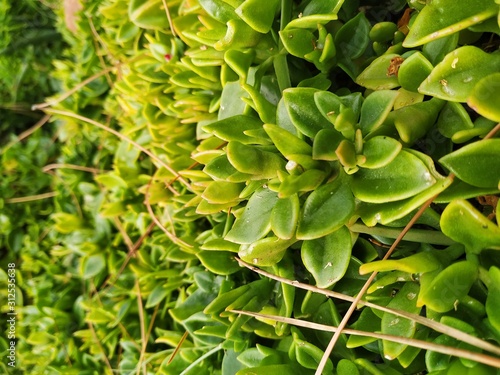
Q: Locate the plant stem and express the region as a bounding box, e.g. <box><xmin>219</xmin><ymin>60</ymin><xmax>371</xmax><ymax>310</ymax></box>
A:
<box><xmin>274</xmin><ymin>0</ymin><xmax>292</xmax><ymax>91</ymax></box>
<box><xmin>349</xmin><ymin>222</ymin><xmax>456</xmax><ymax>246</ymax></box>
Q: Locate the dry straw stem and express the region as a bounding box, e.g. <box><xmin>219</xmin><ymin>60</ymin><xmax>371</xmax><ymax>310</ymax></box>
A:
<box><xmin>41</xmin><ymin>108</ymin><xmax>192</xmax><ymax>191</ymax></box>
<box><xmin>31</xmin><ymin>54</ymin><xmax>145</xmax><ymax>111</ymax></box>
<box><xmin>136</xmin><ymin>280</ymin><xmax>148</xmax><ymax>375</ymax></box>
<box><xmin>43</xmin><ymin>163</ymin><xmax>109</xmax><ymax>174</ymax></box>
<box><xmin>1</xmin><ymin>114</ymin><xmax>51</xmax><ymax>155</ymax></box>
<box><xmin>5</xmin><ymin>191</ymin><xmax>59</xmax><ymax>204</ymax></box>
<box><xmin>236</xmin><ymin>258</ymin><xmax>500</xmax><ymax>357</ymax></box>
<box><xmin>145</xmin><ymin>177</ymin><xmax>194</xmax><ymax>249</ymax></box>
<box><xmin>231</xmin><ymin>310</ymin><xmax>500</xmax><ymax>369</ymax></box>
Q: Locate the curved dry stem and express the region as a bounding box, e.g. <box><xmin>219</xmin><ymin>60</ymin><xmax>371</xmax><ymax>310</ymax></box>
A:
<box><xmin>236</xmin><ymin>258</ymin><xmax>500</xmax><ymax>357</ymax></box>
<box><xmin>136</xmin><ymin>280</ymin><xmax>148</xmax><ymax>375</ymax></box>
<box><xmin>1</xmin><ymin>114</ymin><xmax>51</xmax><ymax>153</ymax></box>
<box><xmin>161</xmin><ymin>0</ymin><xmax>177</xmax><ymax>39</ymax></box>
<box><xmin>42</xmin><ymin>108</ymin><xmax>192</xmax><ymax>191</ymax></box>
<box><xmin>232</xmin><ymin>310</ymin><xmax>500</xmax><ymax>369</ymax></box>
<box><xmin>5</xmin><ymin>191</ymin><xmax>58</xmax><ymax>204</ymax></box>
<box><xmin>43</xmin><ymin>163</ymin><xmax>108</xmax><ymax>174</ymax></box>
<box><xmin>145</xmin><ymin>178</ymin><xmax>193</xmax><ymax>249</ymax></box>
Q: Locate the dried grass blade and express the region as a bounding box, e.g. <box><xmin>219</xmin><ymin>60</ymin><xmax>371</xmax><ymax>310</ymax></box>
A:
<box><xmin>231</xmin><ymin>310</ymin><xmax>500</xmax><ymax>369</ymax></box>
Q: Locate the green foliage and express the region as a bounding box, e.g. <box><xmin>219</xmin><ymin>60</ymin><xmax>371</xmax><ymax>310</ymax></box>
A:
<box><xmin>2</xmin><ymin>0</ymin><xmax>500</xmax><ymax>374</ymax></box>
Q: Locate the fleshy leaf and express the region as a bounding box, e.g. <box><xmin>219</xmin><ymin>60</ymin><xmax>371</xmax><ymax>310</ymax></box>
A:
<box><xmin>418</xmin><ymin>46</ymin><xmax>500</xmax><ymax>102</ymax></box>
<box><xmin>359</xmin><ymin>90</ymin><xmax>399</xmax><ymax>134</ymax></box>
<box><xmin>239</xmin><ymin>237</ymin><xmax>295</xmax><ymax>267</ymax></box>
<box><xmin>439</xmin><ymin>139</ymin><xmax>500</xmax><ymax>188</ymax></box>
<box><xmin>417</xmin><ymin>260</ymin><xmax>478</xmax><ymax>312</ymax></box>
<box><xmin>351</xmin><ymin>150</ymin><xmax>436</xmax><ymax>203</ymax></box>
<box><xmin>440</xmin><ymin>199</ymin><xmax>500</xmax><ymax>254</ymax></box>
<box><xmin>467</xmin><ymin>73</ymin><xmax>500</xmax><ymax>122</ymax></box>
<box><xmin>403</xmin><ymin>0</ymin><xmax>498</xmax><ymax>48</ymax></box>
<box><xmin>356</xmin><ymin>54</ymin><xmax>401</xmax><ymax>90</ymax></box>
<box><xmin>382</xmin><ymin>282</ymin><xmax>421</xmax><ymax>360</ymax></box>
<box><xmin>361</xmin><ymin>136</ymin><xmax>402</xmax><ymax>169</ymax></box>
<box><xmin>297</xmin><ymin>176</ymin><xmax>355</xmax><ymax>240</ymax></box>
<box><xmin>225</xmin><ymin>188</ymin><xmax>279</xmax><ymax>244</ymax></box>
<box><xmin>271</xmin><ymin>194</ymin><xmax>300</xmax><ymax>239</ymax></box>
<box><xmin>301</xmin><ymin>226</ymin><xmax>352</xmax><ymax>288</ymax></box>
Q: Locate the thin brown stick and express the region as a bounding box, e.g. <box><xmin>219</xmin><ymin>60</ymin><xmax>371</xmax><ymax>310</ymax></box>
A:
<box><xmin>32</xmin><ymin>68</ymin><xmax>116</xmax><ymax>111</ymax></box>
<box><xmin>232</xmin><ymin>310</ymin><xmax>500</xmax><ymax>369</ymax></box>
<box><xmin>237</xmin><ymin>258</ymin><xmax>500</xmax><ymax>356</ymax></box>
<box><xmin>167</xmin><ymin>331</ymin><xmax>189</xmax><ymax>365</ymax></box>
<box><xmin>87</xmin><ymin>16</ymin><xmax>114</xmax><ymax>88</ymax></box>
<box><xmin>483</xmin><ymin>122</ymin><xmax>500</xmax><ymax>140</ymax></box>
<box><xmin>144</xmin><ymin>178</ymin><xmax>193</xmax><ymax>249</ymax></box>
<box><xmin>161</xmin><ymin>0</ymin><xmax>177</xmax><ymax>39</ymax></box>
<box><xmin>1</xmin><ymin>114</ymin><xmax>51</xmax><ymax>154</ymax></box>
<box><xmin>136</xmin><ymin>280</ymin><xmax>148</xmax><ymax>375</ymax></box>
<box><xmin>88</xmin><ymin>322</ymin><xmax>114</xmax><ymax>373</ymax></box>
<box><xmin>5</xmin><ymin>191</ymin><xmax>58</xmax><ymax>204</ymax></box>
<box><xmin>114</xmin><ymin>216</ymin><xmax>135</xmax><ymax>252</ymax></box>
<box><xmin>99</xmin><ymin>221</ymin><xmax>156</xmax><ymax>292</ymax></box>
<box><xmin>41</xmin><ymin>109</ymin><xmax>192</xmax><ymax>191</ymax></box>
<box><xmin>43</xmin><ymin>163</ymin><xmax>108</xmax><ymax>174</ymax></box>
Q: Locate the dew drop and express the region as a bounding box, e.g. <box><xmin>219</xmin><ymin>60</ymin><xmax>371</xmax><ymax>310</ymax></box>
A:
<box><xmin>463</xmin><ymin>76</ymin><xmax>473</xmax><ymax>83</ymax></box>
<box><xmin>389</xmin><ymin>318</ymin><xmax>400</xmax><ymax>326</ymax></box>
<box><xmin>407</xmin><ymin>292</ymin><xmax>416</xmax><ymax>300</ymax></box>
<box><xmin>374</xmin><ymin>213</ymin><xmax>382</xmax><ymax>222</ymax></box>
<box><xmin>252</xmin><ymin>258</ymin><xmax>258</xmax><ymax>264</ymax></box>
<box><xmin>451</xmin><ymin>58</ymin><xmax>458</xmax><ymax>69</ymax></box>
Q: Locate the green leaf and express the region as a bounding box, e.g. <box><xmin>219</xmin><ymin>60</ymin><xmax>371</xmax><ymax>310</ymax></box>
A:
<box><xmin>146</xmin><ymin>284</ymin><xmax>169</xmax><ymax>308</ymax></box>
<box><xmin>312</xmin><ymin>128</ymin><xmax>345</xmax><ymax>161</ymax></box>
<box><xmin>128</xmin><ymin>0</ymin><xmax>169</xmax><ymax>30</ymax></box>
<box><xmin>225</xmin><ymin>188</ymin><xmax>279</xmax><ymax>244</ymax></box>
<box><xmin>361</xmin><ymin>136</ymin><xmax>402</xmax><ymax>169</ymax></box>
<box><xmin>280</xmin><ymin>29</ymin><xmax>316</xmax><ymax>59</ymax></box>
<box><xmin>393</xmin><ymin>98</ymin><xmax>445</xmax><ymax>145</ymax></box>
<box><xmin>398</xmin><ymin>52</ymin><xmax>433</xmax><ymax>93</ymax></box>
<box><xmin>439</xmin><ymin>139</ymin><xmax>500</xmax><ymax>188</ymax></box>
<box><xmin>239</xmin><ymin>237</ymin><xmax>295</xmax><ymax>266</ymax></box>
<box><xmin>437</xmin><ymin>102</ymin><xmax>474</xmax><ymax>139</ymax></box>
<box><xmin>81</xmin><ymin>254</ymin><xmax>106</xmax><ymax>279</ymax></box>
<box><xmin>203</xmin><ymin>115</ymin><xmax>263</xmax><ymax>144</ymax></box>
<box><xmin>297</xmin><ymin>176</ymin><xmax>355</xmax><ymax>240</ymax></box>
<box><xmin>359</xmin><ymin>90</ymin><xmax>399</xmax><ymax>135</ymax></box>
<box><xmin>235</xmin><ymin>0</ymin><xmax>280</xmax><ymax>33</ymax></box>
<box><xmin>351</xmin><ymin>150</ymin><xmax>436</xmax><ymax>203</ymax></box>
<box><xmin>197</xmin><ymin>250</ymin><xmax>241</xmax><ymax>275</ymax></box>
<box><xmin>486</xmin><ymin>266</ymin><xmax>500</xmax><ymax>333</ymax></box>
<box><xmin>271</xmin><ymin>194</ymin><xmax>300</xmax><ymax>239</ymax></box>
<box><xmin>359</xmin><ymin>251</ymin><xmax>441</xmax><ymax>275</ymax></box>
<box><xmin>382</xmin><ymin>282</ymin><xmax>421</xmax><ymax>359</ymax></box>
<box><xmin>356</xmin><ymin>54</ymin><xmax>401</xmax><ymax>90</ymax></box>
<box><xmin>227</xmin><ymin>141</ymin><xmax>286</xmax><ymax>179</ymax></box>
<box><xmin>418</xmin><ymin>46</ymin><xmax>500</xmax><ymax>102</ymax></box>
<box><xmin>440</xmin><ymin>199</ymin><xmax>500</xmax><ymax>254</ymax></box>
<box><xmin>403</xmin><ymin>0</ymin><xmax>498</xmax><ymax>47</ymax></box>
<box><xmin>283</xmin><ymin>88</ymin><xmax>332</xmax><ymax>137</ymax></box>
<box><xmin>417</xmin><ymin>260</ymin><xmax>478</xmax><ymax>312</ymax></box>
<box><xmin>468</xmin><ymin>73</ymin><xmax>500</xmax><ymax>122</ymax></box>
<box><xmin>198</xmin><ymin>0</ymin><xmax>238</xmax><ymax>23</ymax></box>
<box><xmin>301</xmin><ymin>226</ymin><xmax>352</xmax><ymax>288</ymax></box>
<box><xmin>263</xmin><ymin>124</ymin><xmax>312</xmax><ymax>158</ymax></box>
<box><xmin>202</xmin><ymin>181</ymin><xmax>244</xmax><ymax>204</ymax></box>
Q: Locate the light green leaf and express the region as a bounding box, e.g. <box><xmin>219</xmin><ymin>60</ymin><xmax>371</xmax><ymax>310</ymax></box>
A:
<box><xmin>301</xmin><ymin>226</ymin><xmax>352</xmax><ymax>288</ymax></box>
<box><xmin>225</xmin><ymin>188</ymin><xmax>279</xmax><ymax>244</ymax></box>
<box><xmin>418</xmin><ymin>46</ymin><xmax>500</xmax><ymax>102</ymax></box>
<box><xmin>297</xmin><ymin>176</ymin><xmax>355</xmax><ymax>240</ymax></box>
<box><xmin>439</xmin><ymin>139</ymin><xmax>500</xmax><ymax>188</ymax></box>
